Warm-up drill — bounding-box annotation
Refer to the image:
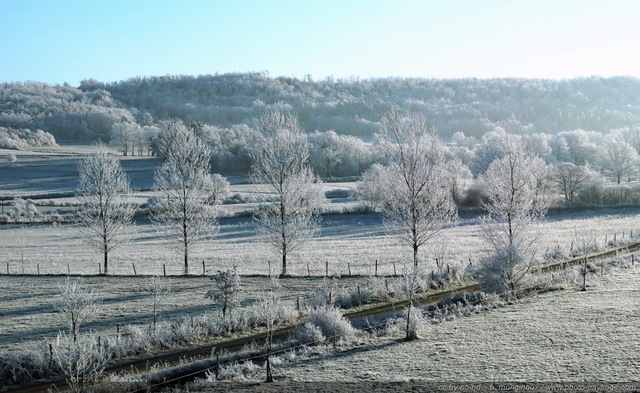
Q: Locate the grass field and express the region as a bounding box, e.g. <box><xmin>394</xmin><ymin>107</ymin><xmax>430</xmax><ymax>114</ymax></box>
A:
<box><xmin>1</xmin><ymin>207</ymin><xmax>639</xmax><ymax>277</ymax></box>
<box><xmin>2</xmin><ymin>146</ymin><xmax>640</xmax><ymax>388</ymax></box>
<box><xmin>0</xmin><ymin>274</ymin><xmax>375</xmax><ymax>354</ymax></box>
<box><xmin>1</xmin><ymin>208</ymin><xmax>639</xmax><ymax>357</ymax></box>
<box><xmin>201</xmin><ymin>263</ymin><xmax>640</xmax><ymax>386</ymax></box>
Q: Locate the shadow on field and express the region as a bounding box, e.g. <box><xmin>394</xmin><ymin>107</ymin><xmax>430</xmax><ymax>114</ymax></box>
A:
<box><xmin>277</xmin><ymin>339</ymin><xmax>402</xmax><ymax>372</ymax></box>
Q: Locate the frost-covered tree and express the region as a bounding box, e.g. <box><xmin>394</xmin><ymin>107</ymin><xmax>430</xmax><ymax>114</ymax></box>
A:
<box><xmin>612</xmin><ymin>126</ymin><xmax>640</xmax><ymax>155</ymax></box>
<box><xmin>76</xmin><ymin>144</ymin><xmax>135</xmax><ymax>274</ymax></box>
<box><xmin>52</xmin><ymin>331</ymin><xmax>109</xmax><ymax>393</ymax></box>
<box><xmin>471</xmin><ymin>128</ymin><xmax>515</xmax><ymax>175</ymax></box>
<box><xmin>552</xmin><ymin>162</ymin><xmax>595</xmax><ymax>207</ymax></box>
<box><xmin>354</xmin><ymin>163</ymin><xmax>386</xmax><ymax>210</ymax></box>
<box><xmin>366</xmin><ymin>111</ymin><xmax>457</xmax><ymax>266</ymax></box>
<box><xmin>573</xmin><ymin>228</ymin><xmax>598</xmax><ymax>291</ymax></box>
<box><xmin>54</xmin><ymin>278</ymin><xmax>101</xmax><ymax>342</ymax></box>
<box><xmin>258</xmin><ymin>276</ymin><xmax>282</xmax><ymax>383</ymax></box>
<box><xmin>477</xmin><ymin>132</ymin><xmax>550</xmax><ymax>295</ymax></box>
<box><xmin>110</xmin><ymin>121</ymin><xmax>140</xmax><ymax>156</ymax></box>
<box><xmin>446</xmin><ymin>158</ymin><xmax>473</xmax><ymax>205</ymax></box>
<box><xmin>550</xmin><ymin>136</ymin><xmax>572</xmax><ymax>163</ymax></box>
<box><xmin>557</xmin><ymin>130</ymin><xmax>598</xmax><ymax>166</ymax></box>
<box><xmin>250</xmin><ymin>110</ymin><xmax>323</xmax><ymax>277</ymax></box>
<box><xmin>598</xmin><ymin>140</ymin><xmax>639</xmax><ymax>184</ymax></box>
<box><xmin>205</xmin><ymin>267</ymin><xmax>241</xmax><ymax>318</ymax></box>
<box><xmin>146</xmin><ymin>275</ymin><xmax>170</xmax><ymax>331</ymax></box>
<box><xmin>152</xmin><ymin>120</ymin><xmax>227</xmax><ymax>275</ymax></box>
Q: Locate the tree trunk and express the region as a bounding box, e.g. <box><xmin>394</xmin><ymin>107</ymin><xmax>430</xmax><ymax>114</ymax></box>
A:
<box><xmin>405</xmin><ymin>304</ymin><xmax>418</xmax><ymax>341</ymax></box>
<box><xmin>265</xmin><ymin>332</ymin><xmax>274</xmax><ymax>382</ymax></box>
<box><xmin>103</xmin><ymin>251</ymin><xmax>108</xmax><ymax>275</ymax></box>
<box><xmin>413</xmin><ymin>244</ymin><xmax>419</xmax><ymax>266</ymax></box>
<box><xmin>281</xmin><ymin>252</ymin><xmax>287</xmax><ymax>277</ymax></box>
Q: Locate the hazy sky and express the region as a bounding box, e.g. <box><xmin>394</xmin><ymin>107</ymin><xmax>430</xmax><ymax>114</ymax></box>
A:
<box><xmin>1</xmin><ymin>0</ymin><xmax>639</xmax><ymax>86</ymax></box>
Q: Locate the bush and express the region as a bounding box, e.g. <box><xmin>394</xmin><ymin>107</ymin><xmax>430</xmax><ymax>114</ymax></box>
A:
<box><xmin>296</xmin><ymin>322</ymin><xmax>325</xmax><ymax>345</ymax></box>
<box><xmin>307</xmin><ymin>306</ymin><xmax>355</xmax><ymax>340</ymax></box>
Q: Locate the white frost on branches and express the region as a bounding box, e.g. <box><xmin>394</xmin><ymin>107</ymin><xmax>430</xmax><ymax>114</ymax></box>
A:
<box><xmin>477</xmin><ymin>131</ymin><xmax>550</xmax><ymax>294</ymax></box>
<box><xmin>359</xmin><ymin>111</ymin><xmax>457</xmax><ymax>266</ymax></box>
<box><xmin>76</xmin><ymin>143</ymin><xmax>134</xmax><ymax>274</ymax></box>
<box><xmin>249</xmin><ymin>109</ymin><xmax>324</xmax><ymax>277</ymax></box>
<box><xmin>151</xmin><ymin>120</ymin><xmax>228</xmax><ymax>275</ymax></box>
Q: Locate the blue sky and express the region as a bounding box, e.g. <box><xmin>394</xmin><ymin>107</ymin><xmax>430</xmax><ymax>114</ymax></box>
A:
<box><xmin>1</xmin><ymin>0</ymin><xmax>640</xmax><ymax>86</ymax></box>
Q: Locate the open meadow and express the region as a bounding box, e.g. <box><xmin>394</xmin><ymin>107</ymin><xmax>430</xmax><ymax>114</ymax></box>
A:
<box><xmin>1</xmin><ymin>146</ymin><xmax>640</xmax><ymax>390</ymax></box>
<box><xmin>221</xmin><ymin>263</ymin><xmax>640</xmax><ymax>387</ymax></box>
<box><xmin>1</xmin><ymin>205</ymin><xmax>640</xmax><ymax>356</ymax></box>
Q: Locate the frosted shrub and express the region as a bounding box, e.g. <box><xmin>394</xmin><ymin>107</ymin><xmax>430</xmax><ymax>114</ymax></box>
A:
<box><xmin>307</xmin><ymin>306</ymin><xmax>355</xmax><ymax>340</ymax></box>
<box><xmin>216</xmin><ymin>360</ymin><xmax>260</xmax><ymax>381</ymax></box>
<box><xmin>296</xmin><ymin>321</ymin><xmax>325</xmax><ymax>345</ymax></box>
<box><xmin>335</xmin><ymin>285</ymin><xmax>372</xmax><ymax>308</ymax></box>
<box><xmin>0</xmin><ymin>350</ymin><xmax>51</xmax><ymax>386</ymax></box>
<box><xmin>368</xmin><ymin>275</ymin><xmax>388</xmax><ymax>299</ymax></box>
<box><xmin>308</xmin><ymin>277</ymin><xmax>338</xmax><ymax>308</ymax></box>
<box><xmin>51</xmin><ymin>332</ymin><xmax>110</xmax><ymax>393</ymax></box>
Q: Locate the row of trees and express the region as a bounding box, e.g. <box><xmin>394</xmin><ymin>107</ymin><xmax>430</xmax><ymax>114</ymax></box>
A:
<box><xmin>77</xmin><ymin>111</ymin><xmax>320</xmax><ymax>277</ymax></box>
<box><xmin>104</xmin><ymin>117</ymin><xmax>640</xmax><ymax>208</ymax></box>
<box><xmin>77</xmin><ymin>110</ymin><xmax>547</xmax><ymax>301</ymax></box>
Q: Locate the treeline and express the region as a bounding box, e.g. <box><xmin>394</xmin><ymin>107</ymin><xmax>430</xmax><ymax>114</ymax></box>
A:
<box><xmin>3</xmin><ymin>74</ymin><xmax>640</xmax><ymax>146</ymax></box>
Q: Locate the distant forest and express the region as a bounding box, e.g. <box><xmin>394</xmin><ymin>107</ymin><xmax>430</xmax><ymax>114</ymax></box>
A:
<box><xmin>5</xmin><ymin>73</ymin><xmax>640</xmax><ymax>207</ymax></box>
<box><xmin>3</xmin><ymin>73</ymin><xmax>640</xmax><ymax>143</ymax></box>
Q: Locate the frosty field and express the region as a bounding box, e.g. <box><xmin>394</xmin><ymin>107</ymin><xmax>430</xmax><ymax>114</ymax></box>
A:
<box><xmin>222</xmin><ymin>265</ymin><xmax>640</xmax><ymax>385</ymax></box>
<box><xmin>1</xmin><ymin>208</ymin><xmax>639</xmax><ymax>357</ymax></box>
<box><xmin>2</xmin><ymin>148</ymin><xmax>640</xmax><ymax>389</ymax></box>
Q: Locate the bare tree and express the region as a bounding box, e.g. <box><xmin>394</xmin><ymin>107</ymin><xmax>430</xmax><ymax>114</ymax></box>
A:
<box><xmin>573</xmin><ymin>228</ymin><xmax>598</xmax><ymax>291</ymax></box>
<box><xmin>77</xmin><ymin>143</ymin><xmax>135</xmax><ymax>275</ymax></box>
<box><xmin>54</xmin><ymin>278</ymin><xmax>101</xmax><ymax>342</ymax></box>
<box><xmin>599</xmin><ymin>140</ymin><xmax>639</xmax><ymax>184</ymax></box>
<box><xmin>205</xmin><ymin>267</ymin><xmax>241</xmax><ymax>318</ymax></box>
<box><xmin>152</xmin><ymin>120</ymin><xmax>228</xmax><ymax>275</ymax></box>
<box><xmin>552</xmin><ymin>162</ymin><xmax>593</xmax><ymax>207</ymax></box>
<box><xmin>477</xmin><ymin>132</ymin><xmax>550</xmax><ymax>296</ymax></box>
<box><xmin>365</xmin><ymin>111</ymin><xmax>457</xmax><ymax>266</ymax></box>
<box><xmin>249</xmin><ymin>110</ymin><xmax>323</xmax><ymax>277</ymax></box>
<box><xmin>146</xmin><ymin>275</ymin><xmax>170</xmax><ymax>332</ymax></box>
<box><xmin>259</xmin><ymin>276</ymin><xmax>281</xmax><ymax>383</ymax></box>
<box><xmin>109</xmin><ymin>121</ymin><xmax>140</xmax><ymax>156</ymax></box>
